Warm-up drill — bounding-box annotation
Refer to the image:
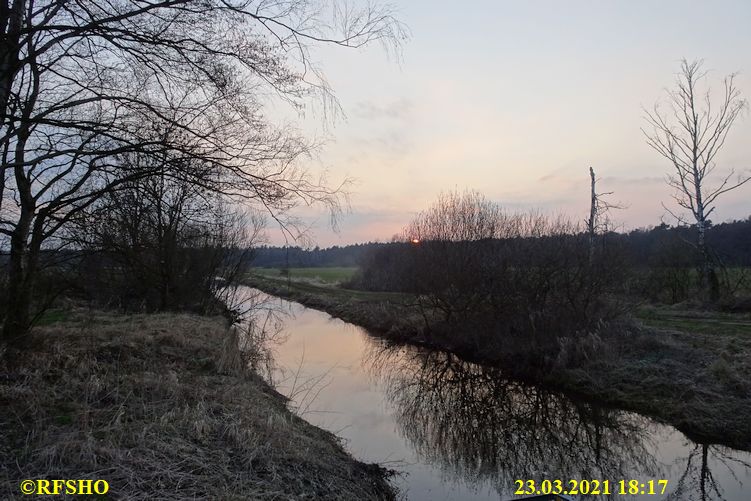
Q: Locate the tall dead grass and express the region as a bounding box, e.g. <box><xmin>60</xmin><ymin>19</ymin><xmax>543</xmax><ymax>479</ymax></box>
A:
<box><xmin>0</xmin><ymin>310</ymin><xmax>394</xmax><ymax>499</ymax></box>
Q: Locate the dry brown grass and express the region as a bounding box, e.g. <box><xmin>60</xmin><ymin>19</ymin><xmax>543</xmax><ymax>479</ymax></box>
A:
<box><xmin>0</xmin><ymin>310</ymin><xmax>394</xmax><ymax>500</ymax></box>
<box><xmin>558</xmin><ymin>321</ymin><xmax>751</xmax><ymax>451</ymax></box>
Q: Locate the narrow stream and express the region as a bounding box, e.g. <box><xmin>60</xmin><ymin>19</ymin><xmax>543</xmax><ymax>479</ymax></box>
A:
<box><xmin>238</xmin><ymin>287</ymin><xmax>751</xmax><ymax>500</ymax></box>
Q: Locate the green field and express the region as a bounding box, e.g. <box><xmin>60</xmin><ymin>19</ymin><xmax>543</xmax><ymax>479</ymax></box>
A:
<box><xmin>248</xmin><ymin>268</ymin><xmax>408</xmax><ymax>303</ymax></box>
<box><xmin>253</xmin><ymin>267</ymin><xmax>358</xmax><ymax>285</ymax></box>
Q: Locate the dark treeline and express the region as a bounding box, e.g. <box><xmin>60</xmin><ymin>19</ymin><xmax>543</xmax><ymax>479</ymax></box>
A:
<box><xmin>353</xmin><ymin>216</ymin><xmax>751</xmax><ymax>308</ymax></box>
<box><xmin>627</xmin><ymin>219</ymin><xmax>751</xmax><ymax>267</ymax></box>
<box><xmin>8</xmin><ymin>216</ymin><xmax>750</xmax><ymax>279</ymax></box>
<box><xmin>253</xmin><ymin>218</ymin><xmax>751</xmax><ymax>271</ymax></box>
<box><xmin>251</xmin><ymin>243</ymin><xmax>389</xmax><ymax>268</ymax></box>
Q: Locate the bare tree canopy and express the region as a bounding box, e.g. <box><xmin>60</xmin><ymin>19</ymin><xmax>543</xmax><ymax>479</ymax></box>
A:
<box><xmin>0</xmin><ymin>0</ymin><xmax>406</xmax><ymax>340</ymax></box>
<box><xmin>642</xmin><ymin>58</ymin><xmax>749</xmax><ymax>299</ymax></box>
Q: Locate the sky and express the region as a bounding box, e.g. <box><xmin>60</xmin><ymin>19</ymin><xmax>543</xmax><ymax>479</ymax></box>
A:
<box><xmin>269</xmin><ymin>0</ymin><xmax>751</xmax><ymax>247</ymax></box>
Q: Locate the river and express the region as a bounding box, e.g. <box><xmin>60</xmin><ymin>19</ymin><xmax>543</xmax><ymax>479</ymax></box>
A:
<box><xmin>237</xmin><ymin>287</ymin><xmax>751</xmax><ymax>500</ymax></box>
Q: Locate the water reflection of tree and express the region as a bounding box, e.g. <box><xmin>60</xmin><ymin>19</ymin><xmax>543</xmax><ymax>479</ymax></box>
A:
<box><xmin>667</xmin><ymin>443</ymin><xmax>751</xmax><ymax>501</ymax></box>
<box><xmin>363</xmin><ymin>343</ymin><xmax>661</xmax><ymax>498</ymax></box>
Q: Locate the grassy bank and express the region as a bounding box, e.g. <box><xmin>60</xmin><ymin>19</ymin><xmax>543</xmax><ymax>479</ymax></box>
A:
<box><xmin>0</xmin><ymin>309</ymin><xmax>395</xmax><ymax>500</ymax></box>
<box><xmin>247</xmin><ymin>274</ymin><xmax>425</xmax><ymax>339</ymax></box>
<box><xmin>247</xmin><ymin>272</ymin><xmax>751</xmax><ymax>452</ymax></box>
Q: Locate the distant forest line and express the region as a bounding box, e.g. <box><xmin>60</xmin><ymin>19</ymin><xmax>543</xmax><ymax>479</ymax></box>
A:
<box><xmin>251</xmin><ymin>217</ymin><xmax>751</xmax><ymax>269</ymax></box>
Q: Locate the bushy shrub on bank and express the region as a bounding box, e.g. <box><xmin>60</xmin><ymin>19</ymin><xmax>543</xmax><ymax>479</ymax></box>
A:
<box><xmin>351</xmin><ymin>191</ymin><xmax>630</xmax><ymax>355</ymax></box>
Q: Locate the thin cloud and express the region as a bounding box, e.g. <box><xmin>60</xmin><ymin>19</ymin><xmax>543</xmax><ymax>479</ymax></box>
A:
<box><xmin>353</xmin><ymin>97</ymin><xmax>414</xmax><ymax>120</ymax></box>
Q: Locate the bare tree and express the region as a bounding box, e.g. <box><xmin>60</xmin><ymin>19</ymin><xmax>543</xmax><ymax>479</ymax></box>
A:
<box><xmin>586</xmin><ymin>166</ymin><xmax>620</xmax><ymax>263</ymax></box>
<box><xmin>643</xmin><ymin>59</ymin><xmax>749</xmax><ymax>300</ymax></box>
<box><xmin>0</xmin><ymin>0</ymin><xmax>405</xmax><ymax>342</ymax></box>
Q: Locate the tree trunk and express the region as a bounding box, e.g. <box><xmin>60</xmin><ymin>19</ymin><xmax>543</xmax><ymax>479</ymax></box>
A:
<box><xmin>1</xmin><ymin>1</ymin><xmax>32</xmax><ymax>342</ymax></box>
<box><xmin>0</xmin><ymin>0</ymin><xmax>24</xmax><ymax>116</ymax></box>
<box><xmin>692</xmin><ymin>131</ymin><xmax>719</xmax><ymax>302</ymax></box>
<box><xmin>696</xmin><ymin>219</ymin><xmax>719</xmax><ymax>302</ymax></box>
<box><xmin>700</xmin><ymin>443</ymin><xmax>709</xmax><ymax>501</ymax></box>
<box><xmin>588</xmin><ymin>167</ymin><xmax>596</xmax><ymax>264</ymax></box>
<box><xmin>2</xmin><ymin>209</ymin><xmax>35</xmax><ymax>342</ymax></box>
<box><xmin>0</xmin><ymin>0</ymin><xmax>24</xmax><ymax>220</ymax></box>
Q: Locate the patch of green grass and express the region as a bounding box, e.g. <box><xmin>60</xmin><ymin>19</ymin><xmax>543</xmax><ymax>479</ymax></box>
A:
<box><xmin>636</xmin><ymin>305</ymin><xmax>751</xmax><ymax>337</ymax></box>
<box><xmin>249</xmin><ymin>273</ymin><xmax>408</xmax><ymax>304</ymax></box>
<box><xmin>34</xmin><ymin>309</ymin><xmax>71</xmax><ymax>326</ymax></box>
<box><xmin>254</xmin><ymin>267</ymin><xmax>358</xmax><ymax>285</ymax></box>
<box><xmin>639</xmin><ymin>317</ymin><xmax>751</xmax><ymax>337</ymax></box>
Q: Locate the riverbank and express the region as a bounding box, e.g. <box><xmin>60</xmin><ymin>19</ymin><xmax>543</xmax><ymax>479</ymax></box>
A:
<box><xmin>0</xmin><ymin>309</ymin><xmax>395</xmax><ymax>500</ymax></box>
<box><xmin>247</xmin><ymin>274</ymin><xmax>751</xmax><ymax>452</ymax></box>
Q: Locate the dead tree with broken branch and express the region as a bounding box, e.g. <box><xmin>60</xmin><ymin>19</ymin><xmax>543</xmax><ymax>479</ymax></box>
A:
<box><xmin>586</xmin><ymin>166</ymin><xmax>621</xmax><ymax>264</ymax></box>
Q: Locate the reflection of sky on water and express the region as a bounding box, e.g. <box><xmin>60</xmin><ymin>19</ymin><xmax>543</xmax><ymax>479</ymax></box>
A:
<box><xmin>240</xmin><ymin>288</ymin><xmax>751</xmax><ymax>501</ymax></box>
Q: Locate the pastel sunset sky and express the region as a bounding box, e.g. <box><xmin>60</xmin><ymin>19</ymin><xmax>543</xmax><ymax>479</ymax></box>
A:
<box><xmin>273</xmin><ymin>0</ymin><xmax>751</xmax><ymax>246</ymax></box>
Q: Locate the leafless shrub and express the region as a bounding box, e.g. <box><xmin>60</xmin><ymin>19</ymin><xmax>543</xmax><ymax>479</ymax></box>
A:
<box><xmin>64</xmin><ymin>149</ymin><xmax>267</xmax><ymax>314</ymax></box>
<box><xmin>359</xmin><ymin>190</ymin><xmax>630</xmax><ymax>361</ymax></box>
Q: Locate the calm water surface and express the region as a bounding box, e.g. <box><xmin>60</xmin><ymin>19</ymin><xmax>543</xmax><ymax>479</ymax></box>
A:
<box><xmin>239</xmin><ymin>287</ymin><xmax>751</xmax><ymax>501</ymax></box>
